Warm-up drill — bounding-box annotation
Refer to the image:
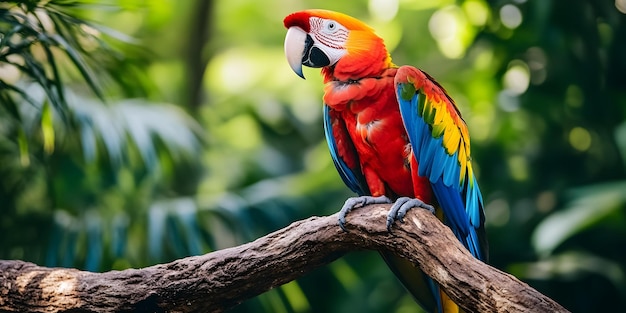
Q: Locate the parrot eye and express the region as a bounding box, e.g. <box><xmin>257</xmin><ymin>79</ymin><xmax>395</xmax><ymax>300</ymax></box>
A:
<box><xmin>324</xmin><ymin>20</ymin><xmax>339</xmax><ymax>33</ymax></box>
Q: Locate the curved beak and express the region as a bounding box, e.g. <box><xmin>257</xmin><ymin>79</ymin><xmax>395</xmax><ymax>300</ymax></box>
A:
<box><xmin>284</xmin><ymin>27</ymin><xmax>307</xmax><ymax>79</ymax></box>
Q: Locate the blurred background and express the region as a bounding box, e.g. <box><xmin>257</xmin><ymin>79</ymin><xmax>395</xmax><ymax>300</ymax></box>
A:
<box><xmin>1</xmin><ymin>0</ymin><xmax>625</xmax><ymax>312</ymax></box>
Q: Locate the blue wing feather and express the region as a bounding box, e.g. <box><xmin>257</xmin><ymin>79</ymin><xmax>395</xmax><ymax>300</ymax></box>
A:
<box><xmin>418</xmin><ymin>135</ymin><xmax>437</xmax><ymax>177</ymax></box>
<box><xmin>396</xmin><ymin>83</ymin><xmax>486</xmax><ymax>262</ymax></box>
<box><xmin>431</xmin><ymin>178</ymin><xmax>470</xmax><ymax>237</ymax></box>
<box><xmin>323</xmin><ymin>104</ymin><xmax>369</xmax><ymax>196</ymax></box>
<box><xmin>442</xmin><ymin>153</ymin><xmax>459</xmax><ymax>187</ymax></box>
<box><xmin>430</xmin><ymin>144</ymin><xmax>448</xmax><ymax>182</ymax></box>
<box><xmin>467</xmin><ymin>176</ymin><xmax>484</xmax><ymax>228</ymax></box>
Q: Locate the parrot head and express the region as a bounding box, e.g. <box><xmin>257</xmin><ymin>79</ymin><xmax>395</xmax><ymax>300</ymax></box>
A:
<box><xmin>283</xmin><ymin>9</ymin><xmax>391</xmax><ymax>80</ymax></box>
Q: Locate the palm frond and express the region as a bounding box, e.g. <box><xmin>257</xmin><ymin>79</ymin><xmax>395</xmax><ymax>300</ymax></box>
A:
<box><xmin>0</xmin><ymin>0</ymin><xmax>154</xmax><ymax>165</ymax></box>
<box><xmin>17</xmin><ymin>83</ymin><xmax>203</xmax><ymax>172</ymax></box>
<box><xmin>1</xmin><ymin>2</ymin><xmax>83</xmax><ymax>111</ymax></box>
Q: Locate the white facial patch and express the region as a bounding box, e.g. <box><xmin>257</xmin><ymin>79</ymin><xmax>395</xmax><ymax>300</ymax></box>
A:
<box><xmin>309</xmin><ymin>17</ymin><xmax>349</xmax><ymax>66</ymax></box>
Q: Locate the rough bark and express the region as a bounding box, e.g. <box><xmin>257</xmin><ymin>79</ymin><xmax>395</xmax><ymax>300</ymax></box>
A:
<box><xmin>0</xmin><ymin>204</ymin><xmax>569</xmax><ymax>313</ymax></box>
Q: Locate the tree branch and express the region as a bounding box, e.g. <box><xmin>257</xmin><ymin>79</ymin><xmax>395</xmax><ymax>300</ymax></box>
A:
<box><xmin>0</xmin><ymin>205</ymin><xmax>568</xmax><ymax>313</ymax></box>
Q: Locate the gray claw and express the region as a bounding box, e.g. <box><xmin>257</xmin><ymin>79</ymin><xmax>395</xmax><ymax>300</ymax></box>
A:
<box><xmin>338</xmin><ymin>195</ymin><xmax>392</xmax><ymax>231</ymax></box>
<box><xmin>386</xmin><ymin>197</ymin><xmax>435</xmax><ymax>231</ymax></box>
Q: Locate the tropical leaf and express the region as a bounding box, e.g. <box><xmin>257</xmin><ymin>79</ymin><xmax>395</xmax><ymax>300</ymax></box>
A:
<box><xmin>1</xmin><ymin>0</ymin><xmax>152</xmax><ymax>169</ymax></box>
<box><xmin>1</xmin><ymin>0</ymin><xmax>101</xmax><ymax>112</ymax></box>
<box><xmin>16</xmin><ymin>82</ymin><xmax>203</xmax><ymax>173</ymax></box>
<box><xmin>531</xmin><ymin>181</ymin><xmax>626</xmax><ymax>257</ymax></box>
<box><xmin>508</xmin><ymin>251</ymin><xmax>626</xmax><ymax>296</ymax></box>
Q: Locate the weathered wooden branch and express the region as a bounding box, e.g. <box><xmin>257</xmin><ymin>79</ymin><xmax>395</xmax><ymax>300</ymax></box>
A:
<box><xmin>0</xmin><ymin>204</ymin><xmax>569</xmax><ymax>313</ymax></box>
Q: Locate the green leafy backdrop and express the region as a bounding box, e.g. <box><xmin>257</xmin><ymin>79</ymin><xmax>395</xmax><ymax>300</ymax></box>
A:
<box><xmin>1</xmin><ymin>0</ymin><xmax>625</xmax><ymax>312</ymax></box>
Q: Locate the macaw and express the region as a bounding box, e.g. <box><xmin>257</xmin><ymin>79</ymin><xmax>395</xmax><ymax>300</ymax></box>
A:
<box><xmin>283</xmin><ymin>9</ymin><xmax>487</xmax><ymax>313</ymax></box>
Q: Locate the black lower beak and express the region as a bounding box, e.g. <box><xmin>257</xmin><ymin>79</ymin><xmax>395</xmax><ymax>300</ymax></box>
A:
<box><xmin>302</xmin><ymin>34</ymin><xmax>330</xmax><ymax>68</ymax></box>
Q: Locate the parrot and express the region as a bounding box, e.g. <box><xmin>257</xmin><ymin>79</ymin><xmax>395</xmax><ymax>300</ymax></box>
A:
<box><xmin>283</xmin><ymin>9</ymin><xmax>488</xmax><ymax>313</ymax></box>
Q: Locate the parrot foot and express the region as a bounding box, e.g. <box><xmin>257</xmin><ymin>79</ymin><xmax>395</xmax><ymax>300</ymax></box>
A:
<box><xmin>338</xmin><ymin>195</ymin><xmax>392</xmax><ymax>232</ymax></box>
<box><xmin>386</xmin><ymin>197</ymin><xmax>435</xmax><ymax>231</ymax></box>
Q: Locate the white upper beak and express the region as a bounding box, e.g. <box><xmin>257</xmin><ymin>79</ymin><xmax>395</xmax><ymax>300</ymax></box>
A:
<box><xmin>284</xmin><ymin>27</ymin><xmax>307</xmax><ymax>79</ymax></box>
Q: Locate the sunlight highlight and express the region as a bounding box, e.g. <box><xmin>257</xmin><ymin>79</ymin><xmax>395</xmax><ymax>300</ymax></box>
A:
<box><xmin>500</xmin><ymin>4</ymin><xmax>523</xmax><ymax>29</ymax></box>
<box><xmin>429</xmin><ymin>8</ymin><xmax>459</xmax><ymax>41</ymax></box>
<box><xmin>616</xmin><ymin>0</ymin><xmax>626</xmax><ymax>14</ymax></box>
<box><xmin>503</xmin><ymin>60</ymin><xmax>530</xmax><ymax>95</ymax></box>
<box><xmin>463</xmin><ymin>0</ymin><xmax>490</xmax><ymax>26</ymax></box>
<box><xmin>368</xmin><ymin>0</ymin><xmax>399</xmax><ymax>21</ymax></box>
<box><xmin>217</xmin><ymin>52</ymin><xmax>257</xmax><ymax>93</ymax></box>
<box><xmin>0</xmin><ymin>62</ymin><xmax>20</xmax><ymax>84</ymax></box>
<box><xmin>429</xmin><ymin>6</ymin><xmax>469</xmax><ymax>59</ymax></box>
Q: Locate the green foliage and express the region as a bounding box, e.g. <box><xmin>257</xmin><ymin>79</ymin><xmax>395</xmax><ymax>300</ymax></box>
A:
<box><xmin>0</xmin><ymin>0</ymin><xmax>113</xmax><ymax>111</ymax></box>
<box><xmin>1</xmin><ymin>0</ymin><xmax>625</xmax><ymax>312</ymax></box>
<box><xmin>0</xmin><ymin>0</ymin><xmax>204</xmax><ymax>271</ymax></box>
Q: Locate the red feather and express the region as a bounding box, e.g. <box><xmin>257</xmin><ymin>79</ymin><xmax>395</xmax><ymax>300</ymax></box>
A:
<box><xmin>323</xmin><ymin>67</ymin><xmax>433</xmax><ymax>203</ymax></box>
<box><xmin>283</xmin><ymin>11</ymin><xmax>311</xmax><ymax>32</ymax></box>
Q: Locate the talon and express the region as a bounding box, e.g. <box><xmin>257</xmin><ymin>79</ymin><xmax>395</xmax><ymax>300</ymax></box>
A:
<box><xmin>338</xmin><ymin>195</ymin><xmax>391</xmax><ymax>231</ymax></box>
<box><xmin>387</xmin><ymin>197</ymin><xmax>435</xmax><ymax>231</ymax></box>
<box><xmin>338</xmin><ymin>215</ymin><xmax>348</xmax><ymax>232</ymax></box>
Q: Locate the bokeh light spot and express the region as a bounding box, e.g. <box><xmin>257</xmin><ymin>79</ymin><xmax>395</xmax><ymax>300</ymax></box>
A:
<box><xmin>369</xmin><ymin>0</ymin><xmax>399</xmax><ymax>22</ymax></box>
<box><xmin>503</xmin><ymin>60</ymin><xmax>530</xmax><ymax>95</ymax></box>
<box><xmin>526</xmin><ymin>47</ymin><xmax>548</xmax><ymax>85</ymax></box>
<box><xmin>429</xmin><ymin>7</ymin><xmax>459</xmax><ymax>41</ymax></box>
<box><xmin>569</xmin><ymin>127</ymin><xmax>592</xmax><ymax>151</ymax></box>
<box><xmin>616</xmin><ymin>0</ymin><xmax>626</xmax><ymax>14</ymax></box>
<box><xmin>536</xmin><ymin>191</ymin><xmax>557</xmax><ymax>213</ymax></box>
<box><xmin>486</xmin><ymin>198</ymin><xmax>510</xmax><ymax>226</ymax></box>
<box><xmin>498</xmin><ymin>90</ymin><xmax>520</xmax><ymax>112</ymax></box>
<box><xmin>500</xmin><ymin>4</ymin><xmax>523</xmax><ymax>29</ymax></box>
<box><xmin>463</xmin><ymin>0</ymin><xmax>489</xmax><ymax>26</ymax></box>
<box><xmin>429</xmin><ymin>6</ymin><xmax>470</xmax><ymax>59</ymax></box>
